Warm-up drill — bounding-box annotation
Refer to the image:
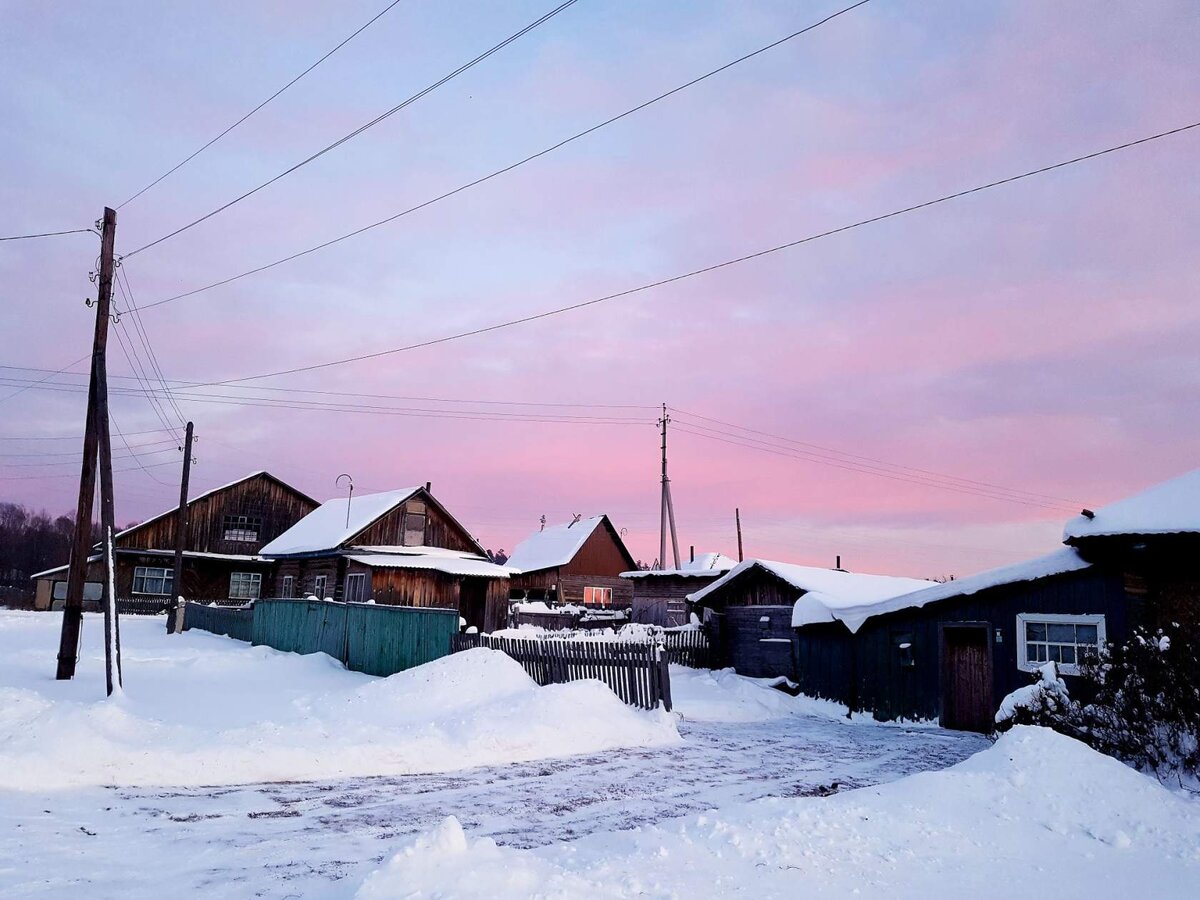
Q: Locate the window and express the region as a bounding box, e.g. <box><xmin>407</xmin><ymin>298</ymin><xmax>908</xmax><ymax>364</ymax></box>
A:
<box><xmin>313</xmin><ymin>574</ymin><xmax>327</xmax><ymax>599</ymax></box>
<box><xmin>228</xmin><ymin>572</ymin><xmax>262</xmax><ymax>601</ymax></box>
<box><xmin>281</xmin><ymin>575</ymin><xmax>294</xmax><ymax>598</ymax></box>
<box><xmin>53</xmin><ymin>581</ymin><xmax>103</xmax><ymax>601</ymax></box>
<box><xmin>1017</xmin><ymin>613</ymin><xmax>1105</xmax><ymax>675</ymax></box>
<box><xmin>403</xmin><ymin>501</ymin><xmax>427</xmax><ymax>546</ymax></box>
<box><xmin>344</xmin><ymin>573</ymin><xmax>367</xmax><ymax>603</ymax></box>
<box><xmin>583</xmin><ymin>586</ymin><xmax>612</xmax><ymax>606</ymax></box>
<box><xmin>223</xmin><ymin>514</ymin><xmax>262</xmax><ymax>543</ymax></box>
<box><xmin>133</xmin><ymin>566</ymin><xmax>174</xmax><ymax>596</ymax></box>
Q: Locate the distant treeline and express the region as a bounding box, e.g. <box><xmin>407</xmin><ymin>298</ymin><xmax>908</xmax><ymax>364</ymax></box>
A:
<box><xmin>0</xmin><ymin>502</ymin><xmax>100</xmax><ymax>605</ymax></box>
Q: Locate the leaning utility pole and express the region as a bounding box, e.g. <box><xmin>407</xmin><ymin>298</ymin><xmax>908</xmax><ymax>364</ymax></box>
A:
<box><xmin>658</xmin><ymin>404</ymin><xmax>680</xmax><ymax>570</ymax></box>
<box><xmin>167</xmin><ymin>421</ymin><xmax>194</xmax><ymax>634</ymax></box>
<box><xmin>56</xmin><ymin>208</ymin><xmax>118</xmax><ymax>681</ymax></box>
<box><xmin>735</xmin><ymin>507</ymin><xmax>744</xmax><ymax>562</ymax></box>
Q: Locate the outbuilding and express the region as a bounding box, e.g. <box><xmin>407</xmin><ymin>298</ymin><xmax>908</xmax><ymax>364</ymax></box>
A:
<box><xmin>506</xmin><ymin>515</ymin><xmax>637</xmax><ymax>609</ymax></box>
<box><xmin>622</xmin><ymin>551</ymin><xmax>737</xmax><ymax>626</ymax></box>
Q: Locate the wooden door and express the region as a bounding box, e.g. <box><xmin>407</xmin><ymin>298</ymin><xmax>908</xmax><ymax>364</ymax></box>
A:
<box><xmin>941</xmin><ymin>625</ymin><xmax>993</xmax><ymax>733</ymax></box>
<box><xmin>460</xmin><ymin>579</ymin><xmax>487</xmax><ymax>632</ymax></box>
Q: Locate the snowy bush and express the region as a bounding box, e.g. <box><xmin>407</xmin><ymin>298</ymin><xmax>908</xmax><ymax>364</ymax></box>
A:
<box><xmin>995</xmin><ymin>662</ymin><xmax>1071</xmax><ymax>729</ymax></box>
<box><xmin>1013</xmin><ymin>622</ymin><xmax>1200</xmax><ymax>782</ymax></box>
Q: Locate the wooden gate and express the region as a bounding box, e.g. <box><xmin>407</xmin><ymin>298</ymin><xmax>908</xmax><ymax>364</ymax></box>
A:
<box><xmin>940</xmin><ymin>623</ymin><xmax>994</xmax><ymax>733</ymax></box>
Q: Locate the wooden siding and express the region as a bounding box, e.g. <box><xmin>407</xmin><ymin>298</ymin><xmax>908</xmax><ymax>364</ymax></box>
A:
<box><xmin>692</xmin><ymin>565</ymin><xmax>801</xmax><ymax>610</ymax></box>
<box><xmin>560</xmin><ymin>521</ymin><xmax>636</xmax><ymax>577</ymax></box>
<box><xmin>115</xmin><ymin>472</ymin><xmax>317</xmax><ymax>555</ymax></box>
<box><xmin>706</xmin><ymin>604</ymin><xmax>795</xmax><ymax>678</ymax></box>
<box><xmin>350</xmin><ymin>562</ymin><xmax>507</xmax><ymax>633</ymax></box>
<box><xmin>793</xmin><ymin>568</ymin><xmax>1132</xmax><ymax>726</ymax></box>
<box><xmin>509</xmin><ymin>518</ymin><xmax>636</xmax><ymax>607</ymax></box>
<box><xmin>350</xmin><ymin>491</ymin><xmax>480</xmax><ymax>554</ymax></box>
<box><xmin>629</xmin><ymin>573</ymin><xmax>722</xmax><ymax>626</ymax></box>
<box><xmin>42</xmin><ymin>552</ymin><xmax>272</xmax><ymax>607</ymax></box>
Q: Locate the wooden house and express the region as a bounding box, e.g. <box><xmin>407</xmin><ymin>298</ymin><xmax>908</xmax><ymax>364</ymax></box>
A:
<box><xmin>31</xmin><ymin>471</ymin><xmax>318</xmax><ymax>610</ymax></box>
<box><xmin>622</xmin><ymin>551</ymin><xmax>737</xmax><ymax>626</ymax></box>
<box><xmin>260</xmin><ymin>484</ymin><xmax>513</xmax><ymax>632</ymax></box>
<box><xmin>687</xmin><ymin>559</ymin><xmax>930</xmax><ymax>679</ymax></box>
<box><xmin>790</xmin><ymin>469</ymin><xmax>1200</xmax><ymax>733</ymax></box>
<box><xmin>506</xmin><ymin>515</ymin><xmax>637</xmax><ymax>608</ymax></box>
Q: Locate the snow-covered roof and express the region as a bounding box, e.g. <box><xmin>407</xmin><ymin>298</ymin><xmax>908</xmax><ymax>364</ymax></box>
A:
<box><xmin>1063</xmin><ymin>468</ymin><xmax>1200</xmax><ymax>541</ymax></box>
<box><xmin>688</xmin><ymin>558</ymin><xmax>930</xmax><ymax>613</ymax></box>
<box><xmin>621</xmin><ymin>552</ymin><xmax>739</xmax><ymax>579</ymax></box>
<box><xmin>795</xmin><ymin>547</ymin><xmax>1092</xmax><ymax>633</ymax></box>
<box><xmin>345</xmin><ymin>548</ymin><xmax>514</xmax><ymax>578</ymax></box>
<box><xmin>505</xmin><ymin>516</ymin><xmax>609</xmax><ymax>573</ymax></box>
<box><xmin>261</xmin><ymin>488</ymin><xmax>420</xmax><ymax>556</ymax></box>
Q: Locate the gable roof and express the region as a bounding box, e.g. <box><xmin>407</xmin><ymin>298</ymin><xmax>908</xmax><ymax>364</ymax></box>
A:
<box><xmin>688</xmin><ymin>557</ymin><xmax>930</xmax><ymax>614</ymax></box>
<box><xmin>1064</xmin><ymin>468</ymin><xmax>1200</xmax><ymax>542</ymax></box>
<box><xmin>261</xmin><ymin>487</ymin><xmax>420</xmax><ymax>556</ymax></box>
<box><xmin>621</xmin><ymin>552</ymin><xmax>739</xmax><ymax>579</ymax></box>
<box><xmin>506</xmin><ymin>515</ymin><xmax>634</xmax><ymax>573</ymax></box>
<box><xmin>113</xmin><ymin>470</ymin><xmax>318</xmax><ymax>544</ymax></box>
<box><xmin>794</xmin><ymin>547</ymin><xmax>1092</xmax><ymax>634</ymax></box>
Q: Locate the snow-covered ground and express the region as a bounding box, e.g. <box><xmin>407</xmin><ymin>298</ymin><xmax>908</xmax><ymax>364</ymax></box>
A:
<box><xmin>6</xmin><ymin>611</ymin><xmax>1194</xmax><ymax>899</ymax></box>
<box><xmin>359</xmin><ymin>727</ymin><xmax>1200</xmax><ymax>899</ymax></box>
<box><xmin>0</xmin><ymin>611</ymin><xmax>677</xmax><ymax>789</ymax></box>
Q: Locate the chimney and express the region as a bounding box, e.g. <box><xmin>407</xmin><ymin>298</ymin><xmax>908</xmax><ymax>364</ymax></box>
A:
<box><xmin>425</xmin><ymin>481</ymin><xmax>431</xmax><ymax>492</ymax></box>
<box><xmin>1081</xmin><ymin>508</ymin><xmax>1095</xmax><ymax>520</ymax></box>
<box><xmin>836</xmin><ymin>555</ymin><xmax>842</xmax><ymax>570</ymax></box>
<box><xmin>690</xmin><ymin>545</ymin><xmax>695</xmax><ymax>563</ymax></box>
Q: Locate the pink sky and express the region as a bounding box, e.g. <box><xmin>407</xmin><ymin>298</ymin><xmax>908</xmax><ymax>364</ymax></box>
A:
<box><xmin>2</xmin><ymin>0</ymin><xmax>1198</xmax><ymax>579</ymax></box>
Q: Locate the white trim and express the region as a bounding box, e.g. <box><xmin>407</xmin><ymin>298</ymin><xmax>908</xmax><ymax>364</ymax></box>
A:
<box><xmin>1016</xmin><ymin>612</ymin><xmax>1106</xmax><ymax>676</ymax></box>
<box><xmin>281</xmin><ymin>575</ymin><xmax>294</xmax><ymax>598</ymax></box>
<box><xmin>313</xmin><ymin>574</ymin><xmax>328</xmax><ymax>599</ymax></box>
<box><xmin>344</xmin><ymin>572</ymin><xmax>367</xmax><ymax>603</ymax></box>
<box><xmin>228</xmin><ymin>571</ymin><xmax>262</xmax><ymax>601</ymax></box>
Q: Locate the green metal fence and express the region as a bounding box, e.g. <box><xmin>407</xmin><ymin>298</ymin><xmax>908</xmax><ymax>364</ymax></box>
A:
<box><xmin>250</xmin><ymin>598</ymin><xmax>458</xmax><ymax>676</ymax></box>
<box><xmin>184</xmin><ymin>602</ymin><xmax>255</xmax><ymax>642</ymax></box>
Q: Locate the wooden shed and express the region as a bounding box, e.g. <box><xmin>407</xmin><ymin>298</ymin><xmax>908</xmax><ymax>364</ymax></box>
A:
<box><xmin>31</xmin><ymin>470</ymin><xmax>317</xmax><ymax>609</ymax></box>
<box><xmin>261</xmin><ymin>485</ymin><xmax>513</xmax><ymax>633</ymax></box>
<box><xmin>622</xmin><ymin>551</ymin><xmax>737</xmax><ymax>626</ymax></box>
<box><xmin>791</xmin><ymin>469</ymin><xmax>1200</xmax><ymax>733</ymax></box>
<box><xmin>688</xmin><ymin>558</ymin><xmax>929</xmax><ymax>679</ymax></box>
<box><xmin>506</xmin><ymin>515</ymin><xmax>637</xmax><ymax>609</ymax></box>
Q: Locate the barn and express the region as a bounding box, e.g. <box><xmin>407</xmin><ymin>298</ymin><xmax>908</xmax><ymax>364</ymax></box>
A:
<box><xmin>687</xmin><ymin>558</ymin><xmax>930</xmax><ymax>678</ymax></box>
<box><xmin>790</xmin><ymin>469</ymin><xmax>1200</xmax><ymax>733</ymax></box>
<box><xmin>622</xmin><ymin>551</ymin><xmax>737</xmax><ymax>626</ymax></box>
<box><xmin>260</xmin><ymin>484</ymin><xmax>513</xmax><ymax>632</ymax></box>
<box><xmin>506</xmin><ymin>515</ymin><xmax>637</xmax><ymax>609</ymax></box>
<box><xmin>31</xmin><ymin>470</ymin><xmax>318</xmax><ymax>610</ymax></box>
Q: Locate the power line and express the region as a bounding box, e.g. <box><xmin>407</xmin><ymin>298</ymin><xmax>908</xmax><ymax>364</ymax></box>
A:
<box><xmin>0</xmin><ymin>438</ymin><xmax>177</xmax><ymax>458</ymax></box>
<box><xmin>128</xmin><ymin>0</ymin><xmax>873</xmax><ymax>312</ymax></box>
<box><xmin>110</xmin><ymin>321</ymin><xmax>185</xmax><ymax>441</ymax></box>
<box><xmin>109</xmin><ymin>410</ymin><xmax>176</xmax><ymax>486</ymax></box>
<box><xmin>0</xmin><ymin>354</ymin><xmax>90</xmax><ymax>406</ymax></box>
<box><xmin>116</xmin><ymin>0</ymin><xmax>407</xmax><ymax>210</ymax></box>
<box><xmin>0</xmin><ymin>228</ymin><xmax>98</xmax><ymax>242</ymax></box>
<box><xmin>668</xmin><ymin>407</ymin><xmax>1079</xmax><ymax>505</ymax></box>
<box><xmin>185</xmin><ymin>119</ymin><xmax>1200</xmax><ymax>386</ymax></box>
<box><xmin>122</xmin><ymin>0</ymin><xmax>581</xmax><ymax>258</ymax></box>
<box><xmin>670</xmin><ymin>423</ymin><xmax>1074</xmax><ymax>512</ymax></box>
<box><xmin>114</xmin><ymin>266</ymin><xmax>188</xmax><ymax>425</ymax></box>
<box><xmin>0</xmin><ymin>427</ymin><xmax>175</xmax><ymax>442</ymax></box>
<box><xmin>0</xmin><ymin>459</ymin><xmax>178</xmax><ymax>481</ymax></box>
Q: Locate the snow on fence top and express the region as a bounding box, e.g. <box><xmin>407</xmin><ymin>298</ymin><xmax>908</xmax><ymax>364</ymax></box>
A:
<box><xmin>686</xmin><ymin>558</ymin><xmax>929</xmax><ymax>617</ymax></box>
<box><xmin>1063</xmin><ymin>467</ymin><xmax>1200</xmax><ymax>541</ymax></box>
<box><xmin>621</xmin><ymin>552</ymin><xmax>739</xmax><ymax>578</ymax></box>
<box><xmin>504</xmin><ymin>516</ymin><xmax>605</xmax><ymax>573</ymax></box>
<box><xmin>261</xmin><ymin>488</ymin><xmax>420</xmax><ymax>556</ymax></box>
<box><xmin>798</xmin><ymin>547</ymin><xmax>1092</xmax><ymax>633</ymax></box>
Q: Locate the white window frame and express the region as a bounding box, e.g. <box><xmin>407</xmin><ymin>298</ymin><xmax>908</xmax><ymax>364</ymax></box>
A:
<box><xmin>281</xmin><ymin>575</ymin><xmax>294</xmax><ymax>599</ymax></box>
<box><xmin>583</xmin><ymin>586</ymin><xmax>612</xmax><ymax>606</ymax></box>
<box><xmin>1016</xmin><ymin>613</ymin><xmax>1105</xmax><ymax>676</ymax></box>
<box><xmin>228</xmin><ymin>571</ymin><xmax>262</xmax><ymax>601</ymax></box>
<box><xmin>132</xmin><ymin>566</ymin><xmax>174</xmax><ymax>596</ymax></box>
<box><xmin>344</xmin><ymin>572</ymin><xmax>367</xmax><ymax>603</ymax></box>
<box><xmin>313</xmin><ymin>574</ymin><xmax>327</xmax><ymax>599</ymax></box>
<box><xmin>222</xmin><ymin>514</ymin><xmax>261</xmax><ymax>543</ymax></box>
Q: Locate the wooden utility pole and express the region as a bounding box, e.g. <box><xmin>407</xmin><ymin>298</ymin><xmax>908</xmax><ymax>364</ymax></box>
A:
<box><xmin>167</xmin><ymin>421</ymin><xmax>194</xmax><ymax>634</ymax></box>
<box><xmin>56</xmin><ymin>207</ymin><xmax>117</xmax><ymax>681</ymax></box>
<box><xmin>735</xmin><ymin>507</ymin><xmax>744</xmax><ymax>562</ymax></box>
<box><xmin>658</xmin><ymin>404</ymin><xmax>680</xmax><ymax>570</ymax></box>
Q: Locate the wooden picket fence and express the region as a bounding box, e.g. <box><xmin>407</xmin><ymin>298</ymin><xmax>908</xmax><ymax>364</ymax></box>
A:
<box><xmin>661</xmin><ymin>629</ymin><xmax>712</xmax><ymax>669</ymax></box>
<box><xmin>116</xmin><ymin>597</ymin><xmax>173</xmax><ymax>616</ymax></box>
<box><xmin>451</xmin><ymin>633</ymin><xmax>672</xmax><ymax>711</ymax></box>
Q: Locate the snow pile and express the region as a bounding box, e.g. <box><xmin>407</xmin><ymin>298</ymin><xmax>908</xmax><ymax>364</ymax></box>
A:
<box><xmin>358</xmin><ymin>727</ymin><xmax>1200</xmax><ymax>898</ymax></box>
<box><xmin>996</xmin><ymin>661</ymin><xmax>1071</xmax><ymax>725</ymax></box>
<box><xmin>670</xmin><ymin>666</ymin><xmax>849</xmax><ymax>723</ymax></box>
<box><xmin>0</xmin><ymin>612</ymin><xmax>678</xmax><ymax>790</ymax></box>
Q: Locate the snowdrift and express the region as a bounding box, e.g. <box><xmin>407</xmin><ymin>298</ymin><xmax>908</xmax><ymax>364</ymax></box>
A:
<box><xmin>0</xmin><ymin>612</ymin><xmax>678</xmax><ymax>789</ymax></box>
<box><xmin>358</xmin><ymin>727</ymin><xmax>1200</xmax><ymax>899</ymax></box>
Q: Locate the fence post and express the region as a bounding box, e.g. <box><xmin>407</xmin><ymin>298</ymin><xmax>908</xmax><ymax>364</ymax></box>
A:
<box><xmin>655</xmin><ymin>639</ymin><xmax>672</xmax><ymax>711</ymax></box>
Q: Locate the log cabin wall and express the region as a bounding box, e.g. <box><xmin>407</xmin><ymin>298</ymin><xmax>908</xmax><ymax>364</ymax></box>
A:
<box><xmin>44</xmin><ymin>553</ymin><xmax>273</xmax><ymax>607</ymax></box>
<box><xmin>629</xmin><ymin>573</ymin><xmax>723</xmax><ymax>626</ymax></box>
<box><xmin>558</xmin><ymin>573</ymin><xmax>632</xmax><ymax>607</ymax></box>
<box><xmin>115</xmin><ymin>473</ymin><xmax>317</xmax><ymax>555</ymax></box>
<box><xmin>350</xmin><ymin>492</ymin><xmax>480</xmax><ymax>553</ymax></box>
<box><xmin>354</xmin><ymin>562</ymin><xmax>508</xmax><ymax>633</ymax></box>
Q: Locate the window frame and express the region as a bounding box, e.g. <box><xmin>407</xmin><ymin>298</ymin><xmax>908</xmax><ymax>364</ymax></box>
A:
<box><xmin>281</xmin><ymin>575</ymin><xmax>294</xmax><ymax>599</ymax></box>
<box><xmin>313</xmin><ymin>574</ymin><xmax>327</xmax><ymax>599</ymax></box>
<box><xmin>228</xmin><ymin>571</ymin><xmax>262</xmax><ymax>601</ymax></box>
<box><xmin>1016</xmin><ymin>612</ymin><xmax>1105</xmax><ymax>676</ymax></box>
<box><xmin>222</xmin><ymin>513</ymin><xmax>262</xmax><ymax>543</ymax></box>
<box><xmin>583</xmin><ymin>586</ymin><xmax>613</xmax><ymax>606</ymax></box>
<box><xmin>344</xmin><ymin>572</ymin><xmax>367</xmax><ymax>603</ymax></box>
<box><xmin>132</xmin><ymin>566</ymin><xmax>174</xmax><ymax>596</ymax></box>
